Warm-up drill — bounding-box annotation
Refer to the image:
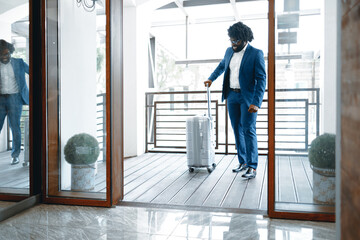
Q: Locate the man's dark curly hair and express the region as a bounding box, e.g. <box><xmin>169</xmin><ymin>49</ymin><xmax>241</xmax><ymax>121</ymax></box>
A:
<box><xmin>228</xmin><ymin>22</ymin><xmax>254</xmax><ymax>42</ymax></box>
<box><xmin>0</xmin><ymin>39</ymin><xmax>15</xmax><ymax>54</ymax></box>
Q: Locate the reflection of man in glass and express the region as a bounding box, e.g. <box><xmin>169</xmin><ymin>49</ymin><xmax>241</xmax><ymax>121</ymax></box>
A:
<box><xmin>0</xmin><ymin>39</ymin><xmax>29</xmax><ymax>165</ymax></box>
<box><xmin>204</xmin><ymin>22</ymin><xmax>266</xmax><ymax>179</ymax></box>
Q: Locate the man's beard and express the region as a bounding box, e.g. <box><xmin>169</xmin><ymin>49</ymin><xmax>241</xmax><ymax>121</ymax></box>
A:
<box><xmin>233</xmin><ymin>41</ymin><xmax>246</xmax><ymax>52</ymax></box>
<box><xmin>0</xmin><ymin>58</ymin><xmax>10</xmax><ymax>64</ymax></box>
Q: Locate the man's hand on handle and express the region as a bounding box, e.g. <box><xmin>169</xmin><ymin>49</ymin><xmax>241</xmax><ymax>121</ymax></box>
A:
<box><xmin>248</xmin><ymin>104</ymin><xmax>259</xmax><ymax>113</ymax></box>
<box><xmin>204</xmin><ymin>80</ymin><xmax>212</xmax><ymax>87</ymax></box>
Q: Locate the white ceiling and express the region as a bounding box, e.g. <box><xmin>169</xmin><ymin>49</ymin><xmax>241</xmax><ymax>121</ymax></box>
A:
<box><xmin>0</xmin><ymin>0</ymin><xmax>28</xmax><ymax>15</ymax></box>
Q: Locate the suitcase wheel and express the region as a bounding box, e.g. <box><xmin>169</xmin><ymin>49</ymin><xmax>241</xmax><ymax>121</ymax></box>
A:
<box><xmin>207</xmin><ymin>167</ymin><xmax>213</xmax><ymax>173</ymax></box>
<box><xmin>189</xmin><ymin>167</ymin><xmax>195</xmax><ymax>173</ymax></box>
<box><xmin>212</xmin><ymin>163</ymin><xmax>216</xmax><ymax>168</ymax></box>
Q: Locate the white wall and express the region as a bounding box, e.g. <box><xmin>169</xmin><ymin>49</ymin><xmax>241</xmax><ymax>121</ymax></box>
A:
<box><xmin>123</xmin><ymin>0</ymin><xmax>172</xmax><ymax>157</ymax></box>
<box><xmin>123</xmin><ymin>4</ymin><xmax>152</xmax><ymax>157</ymax></box>
<box><xmin>60</xmin><ymin>1</ymin><xmax>97</xmax><ymax>189</ymax></box>
<box><xmin>124</xmin><ymin>6</ymin><xmax>138</xmax><ymax>157</ymax></box>
<box><xmin>321</xmin><ymin>0</ymin><xmax>337</xmax><ymax>134</ymax></box>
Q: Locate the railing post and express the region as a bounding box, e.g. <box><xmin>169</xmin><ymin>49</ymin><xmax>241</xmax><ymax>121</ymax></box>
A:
<box><xmin>305</xmin><ymin>99</ymin><xmax>309</xmax><ymax>150</ymax></box>
<box><xmin>102</xmin><ymin>93</ymin><xmax>106</xmax><ymax>162</ymax></box>
<box><xmin>215</xmin><ymin>101</ymin><xmax>219</xmax><ymax>149</ymax></box>
<box><xmin>169</xmin><ymin>87</ymin><xmax>174</xmax><ymax>111</ymax></box>
<box><xmin>145</xmin><ymin>93</ymin><xmax>148</xmax><ymax>153</ymax></box>
<box><xmin>225</xmin><ymin>100</ymin><xmax>228</xmax><ymax>155</ymax></box>
<box><xmin>154</xmin><ymin>102</ymin><xmax>157</xmax><ymax>148</ymax></box>
<box><xmin>316</xmin><ymin>88</ymin><xmax>320</xmax><ymax>137</ymax></box>
<box><xmin>183</xmin><ymin>86</ymin><xmax>188</xmax><ymax>111</ymax></box>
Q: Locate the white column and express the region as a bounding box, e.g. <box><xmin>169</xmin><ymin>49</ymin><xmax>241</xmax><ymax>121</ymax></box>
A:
<box><xmin>124</xmin><ymin>6</ymin><xmax>138</xmax><ymax>157</ymax></box>
<box><xmin>321</xmin><ymin>0</ymin><xmax>337</xmax><ymax>134</ymax></box>
<box><xmin>123</xmin><ymin>0</ymin><xmax>173</xmax><ymax>157</ymax></box>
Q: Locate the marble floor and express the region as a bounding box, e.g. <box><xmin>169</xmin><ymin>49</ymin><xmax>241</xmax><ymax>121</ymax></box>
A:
<box><xmin>0</xmin><ymin>204</ymin><xmax>335</xmax><ymax>240</ymax></box>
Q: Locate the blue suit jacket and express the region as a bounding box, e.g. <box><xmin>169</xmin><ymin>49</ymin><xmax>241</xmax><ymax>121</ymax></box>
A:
<box><xmin>10</xmin><ymin>58</ymin><xmax>29</xmax><ymax>105</ymax></box>
<box><xmin>208</xmin><ymin>44</ymin><xmax>266</xmax><ymax>108</ymax></box>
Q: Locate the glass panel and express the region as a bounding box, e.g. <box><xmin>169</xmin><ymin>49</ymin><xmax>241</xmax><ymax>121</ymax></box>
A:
<box><xmin>143</xmin><ymin>1</ymin><xmax>269</xmax><ymax>210</ymax></box>
<box><xmin>46</xmin><ymin>0</ymin><xmax>107</xmax><ymax>199</ymax></box>
<box><xmin>150</xmin><ymin>1</ymin><xmax>268</xmax><ymax>156</ymax></box>
<box><xmin>0</xmin><ymin>1</ymin><xmax>30</xmax><ymax>195</ymax></box>
<box><xmin>274</xmin><ymin>0</ymin><xmax>335</xmax><ymax>213</ymax></box>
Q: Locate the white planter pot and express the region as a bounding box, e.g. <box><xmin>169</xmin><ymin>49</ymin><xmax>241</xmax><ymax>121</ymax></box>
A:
<box><xmin>312</xmin><ymin>167</ymin><xmax>335</xmax><ymax>204</ymax></box>
<box><xmin>71</xmin><ymin>163</ymin><xmax>96</xmax><ymax>191</ymax></box>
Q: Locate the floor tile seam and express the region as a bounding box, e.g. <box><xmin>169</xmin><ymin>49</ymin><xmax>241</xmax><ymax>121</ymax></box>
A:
<box><xmin>165</xmin><ymin>210</ymin><xmax>189</xmax><ymax>240</ymax></box>
<box><xmin>105</xmin><ymin>229</ymin><xmax>170</xmax><ymax>237</ymax></box>
<box><xmin>5</xmin><ymin>223</ymin><xmax>174</xmax><ymax>239</ymax></box>
<box><xmin>0</xmin><ymin>221</ymin><xmax>108</xmax><ymax>231</ymax></box>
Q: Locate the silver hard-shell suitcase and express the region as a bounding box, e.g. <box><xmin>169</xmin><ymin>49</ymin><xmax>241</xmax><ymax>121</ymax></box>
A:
<box><xmin>186</xmin><ymin>86</ymin><xmax>216</xmax><ymax>173</ymax></box>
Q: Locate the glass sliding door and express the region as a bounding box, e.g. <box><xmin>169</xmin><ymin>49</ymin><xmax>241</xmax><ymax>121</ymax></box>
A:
<box><xmin>0</xmin><ymin>0</ymin><xmax>30</xmax><ymax>197</ymax></box>
<box><xmin>45</xmin><ymin>0</ymin><xmax>109</xmax><ymax>204</ymax></box>
<box><xmin>270</xmin><ymin>0</ymin><xmax>335</xmax><ymax>219</ymax></box>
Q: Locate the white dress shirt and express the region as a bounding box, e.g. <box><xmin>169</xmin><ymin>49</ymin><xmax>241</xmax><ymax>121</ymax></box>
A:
<box><xmin>229</xmin><ymin>43</ymin><xmax>248</xmax><ymax>89</ymax></box>
<box><xmin>0</xmin><ymin>60</ymin><xmax>19</xmax><ymax>94</ymax></box>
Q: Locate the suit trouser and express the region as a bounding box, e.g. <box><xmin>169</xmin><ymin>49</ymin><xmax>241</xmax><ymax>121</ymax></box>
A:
<box><xmin>227</xmin><ymin>90</ymin><xmax>258</xmax><ymax>169</ymax></box>
<box><xmin>0</xmin><ymin>93</ymin><xmax>23</xmax><ymax>158</ymax></box>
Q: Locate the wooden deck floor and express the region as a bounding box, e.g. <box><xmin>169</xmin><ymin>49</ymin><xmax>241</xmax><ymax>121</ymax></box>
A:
<box><xmin>123</xmin><ymin>153</ymin><xmax>319</xmax><ymax>211</ymax></box>
<box><xmin>0</xmin><ymin>151</ymin><xmax>107</xmax><ymax>194</ymax></box>
<box><xmin>0</xmin><ymin>151</ymin><xmax>327</xmax><ymax>213</ymax></box>
<box><xmin>0</xmin><ymin>151</ymin><xmax>29</xmax><ymax>194</ymax></box>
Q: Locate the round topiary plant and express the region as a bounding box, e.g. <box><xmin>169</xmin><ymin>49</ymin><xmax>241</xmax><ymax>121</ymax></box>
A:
<box><xmin>64</xmin><ymin>133</ymin><xmax>100</xmax><ymax>165</ymax></box>
<box><xmin>308</xmin><ymin>133</ymin><xmax>335</xmax><ymax>169</ymax></box>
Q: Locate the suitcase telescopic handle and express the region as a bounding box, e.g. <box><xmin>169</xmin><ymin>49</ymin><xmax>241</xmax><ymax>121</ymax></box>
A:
<box><xmin>206</xmin><ymin>85</ymin><xmax>212</xmax><ymax>120</ymax></box>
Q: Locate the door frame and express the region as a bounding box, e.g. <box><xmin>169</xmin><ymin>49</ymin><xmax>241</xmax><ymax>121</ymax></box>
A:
<box><xmin>41</xmin><ymin>0</ymin><xmax>123</xmax><ymax>207</ymax></box>
<box><xmin>267</xmin><ymin>0</ymin><xmax>335</xmax><ymax>222</ymax></box>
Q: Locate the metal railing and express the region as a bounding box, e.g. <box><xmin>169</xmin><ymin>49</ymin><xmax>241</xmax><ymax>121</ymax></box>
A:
<box><xmin>96</xmin><ymin>93</ymin><xmax>106</xmax><ymax>161</ymax></box>
<box><xmin>145</xmin><ymin>88</ymin><xmax>320</xmax><ymax>155</ymax></box>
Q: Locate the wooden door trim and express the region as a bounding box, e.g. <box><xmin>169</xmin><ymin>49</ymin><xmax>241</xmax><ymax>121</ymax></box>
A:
<box><xmin>267</xmin><ymin>0</ymin><xmax>335</xmax><ymax>222</ymax></box>
<box><xmin>41</xmin><ymin>0</ymin><xmax>115</xmax><ymax>207</ymax></box>
<box><xmin>109</xmin><ymin>0</ymin><xmax>124</xmax><ymax>206</ymax></box>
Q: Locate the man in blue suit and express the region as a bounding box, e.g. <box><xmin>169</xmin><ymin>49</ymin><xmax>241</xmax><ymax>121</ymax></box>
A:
<box><xmin>204</xmin><ymin>22</ymin><xmax>266</xmax><ymax>179</ymax></box>
<box><xmin>0</xmin><ymin>39</ymin><xmax>29</xmax><ymax>165</ymax></box>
